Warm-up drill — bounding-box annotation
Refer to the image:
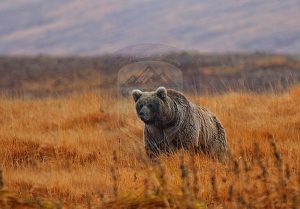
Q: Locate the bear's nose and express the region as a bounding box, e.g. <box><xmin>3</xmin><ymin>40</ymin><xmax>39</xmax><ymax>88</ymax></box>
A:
<box><xmin>139</xmin><ymin>110</ymin><xmax>145</xmax><ymax>117</ymax></box>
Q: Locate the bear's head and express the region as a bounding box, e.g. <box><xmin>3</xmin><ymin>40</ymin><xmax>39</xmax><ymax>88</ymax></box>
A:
<box><xmin>132</xmin><ymin>87</ymin><xmax>173</xmax><ymax>125</ymax></box>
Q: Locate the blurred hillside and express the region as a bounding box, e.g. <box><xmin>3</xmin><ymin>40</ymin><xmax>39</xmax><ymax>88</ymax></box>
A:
<box><xmin>1</xmin><ymin>53</ymin><xmax>300</xmax><ymax>97</ymax></box>
<box><xmin>0</xmin><ymin>0</ymin><xmax>300</xmax><ymax>54</ymax></box>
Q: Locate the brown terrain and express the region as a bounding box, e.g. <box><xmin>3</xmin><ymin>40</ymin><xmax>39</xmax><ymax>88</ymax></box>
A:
<box><xmin>1</xmin><ymin>53</ymin><xmax>300</xmax><ymax>97</ymax></box>
<box><xmin>0</xmin><ymin>53</ymin><xmax>299</xmax><ymax>208</ymax></box>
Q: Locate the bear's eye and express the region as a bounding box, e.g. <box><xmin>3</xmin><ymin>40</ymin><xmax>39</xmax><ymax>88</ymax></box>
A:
<box><xmin>138</xmin><ymin>103</ymin><xmax>143</xmax><ymax>109</ymax></box>
<box><xmin>148</xmin><ymin>104</ymin><xmax>153</xmax><ymax>108</ymax></box>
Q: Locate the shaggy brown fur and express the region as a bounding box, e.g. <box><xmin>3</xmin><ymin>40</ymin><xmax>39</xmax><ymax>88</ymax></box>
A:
<box><xmin>132</xmin><ymin>87</ymin><xmax>227</xmax><ymax>159</ymax></box>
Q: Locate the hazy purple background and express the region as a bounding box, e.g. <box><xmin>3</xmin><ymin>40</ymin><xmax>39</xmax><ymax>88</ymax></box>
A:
<box><xmin>0</xmin><ymin>0</ymin><xmax>299</xmax><ymax>55</ymax></box>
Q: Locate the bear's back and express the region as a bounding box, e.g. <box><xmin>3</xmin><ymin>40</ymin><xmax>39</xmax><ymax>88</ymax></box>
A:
<box><xmin>166</xmin><ymin>89</ymin><xmax>190</xmax><ymax>106</ymax></box>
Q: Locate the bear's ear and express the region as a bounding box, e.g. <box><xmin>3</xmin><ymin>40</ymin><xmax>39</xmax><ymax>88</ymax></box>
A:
<box><xmin>156</xmin><ymin>86</ymin><xmax>167</xmax><ymax>100</ymax></box>
<box><xmin>132</xmin><ymin>89</ymin><xmax>143</xmax><ymax>102</ymax></box>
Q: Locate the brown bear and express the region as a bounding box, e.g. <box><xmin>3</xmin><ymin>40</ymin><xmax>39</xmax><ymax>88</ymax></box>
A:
<box><xmin>132</xmin><ymin>87</ymin><xmax>227</xmax><ymax>159</ymax></box>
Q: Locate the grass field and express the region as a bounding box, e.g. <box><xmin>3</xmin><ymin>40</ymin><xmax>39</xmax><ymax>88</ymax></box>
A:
<box><xmin>0</xmin><ymin>87</ymin><xmax>299</xmax><ymax>208</ymax></box>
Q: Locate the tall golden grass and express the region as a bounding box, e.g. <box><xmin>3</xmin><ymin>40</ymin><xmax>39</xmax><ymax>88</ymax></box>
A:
<box><xmin>0</xmin><ymin>87</ymin><xmax>299</xmax><ymax>208</ymax></box>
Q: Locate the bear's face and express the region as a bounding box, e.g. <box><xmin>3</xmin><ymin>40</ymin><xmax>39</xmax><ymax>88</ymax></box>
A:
<box><xmin>132</xmin><ymin>87</ymin><xmax>168</xmax><ymax>125</ymax></box>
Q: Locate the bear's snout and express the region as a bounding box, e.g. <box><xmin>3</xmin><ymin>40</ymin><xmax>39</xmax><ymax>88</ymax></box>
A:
<box><xmin>139</xmin><ymin>110</ymin><xmax>145</xmax><ymax>117</ymax></box>
<box><xmin>138</xmin><ymin>106</ymin><xmax>151</xmax><ymax>122</ymax></box>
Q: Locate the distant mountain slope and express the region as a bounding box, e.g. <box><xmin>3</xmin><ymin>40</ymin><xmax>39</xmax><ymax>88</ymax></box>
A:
<box><xmin>0</xmin><ymin>53</ymin><xmax>300</xmax><ymax>96</ymax></box>
<box><xmin>0</xmin><ymin>0</ymin><xmax>300</xmax><ymax>55</ymax></box>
